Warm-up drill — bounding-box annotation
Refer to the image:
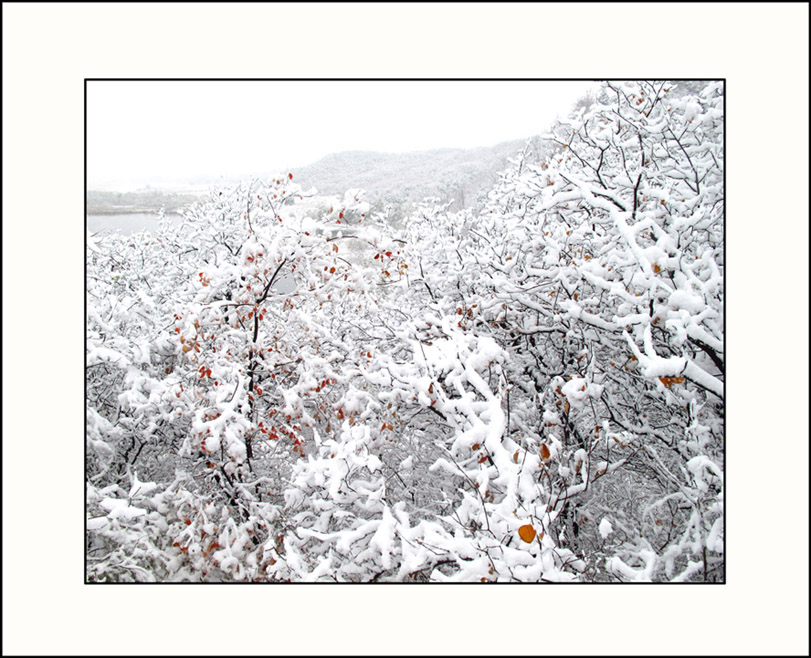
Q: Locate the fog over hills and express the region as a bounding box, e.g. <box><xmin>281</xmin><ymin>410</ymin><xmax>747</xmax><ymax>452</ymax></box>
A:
<box><xmin>289</xmin><ymin>137</ymin><xmax>544</xmax><ymax>209</ymax></box>
<box><xmin>88</xmin><ymin>136</ymin><xmax>550</xmax><ymax>214</ymax></box>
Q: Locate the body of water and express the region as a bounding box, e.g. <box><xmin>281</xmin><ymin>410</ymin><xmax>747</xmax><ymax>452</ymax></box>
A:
<box><xmin>87</xmin><ymin>212</ymin><xmax>182</xmax><ymax>236</ymax></box>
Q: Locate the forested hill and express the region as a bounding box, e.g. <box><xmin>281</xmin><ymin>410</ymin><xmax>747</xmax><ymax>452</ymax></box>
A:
<box><xmin>290</xmin><ymin>138</ymin><xmax>538</xmax><ymax>208</ymax></box>
<box><xmin>87</xmin><ymin>138</ymin><xmax>547</xmax><ymax>214</ymax></box>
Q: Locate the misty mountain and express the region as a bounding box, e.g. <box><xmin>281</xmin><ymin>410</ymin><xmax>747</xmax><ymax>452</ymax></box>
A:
<box><xmin>289</xmin><ymin>138</ymin><xmax>543</xmax><ymax>209</ymax></box>
<box><xmin>87</xmin><ymin>137</ymin><xmax>551</xmax><ymax>215</ymax></box>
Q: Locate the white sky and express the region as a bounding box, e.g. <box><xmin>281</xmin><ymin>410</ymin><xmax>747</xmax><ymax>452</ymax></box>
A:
<box><xmin>87</xmin><ymin>80</ymin><xmax>599</xmax><ymax>189</ymax></box>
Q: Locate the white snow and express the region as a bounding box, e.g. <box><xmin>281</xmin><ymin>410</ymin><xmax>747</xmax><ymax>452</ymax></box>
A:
<box><xmin>599</xmin><ymin>518</ymin><xmax>613</xmax><ymax>539</ymax></box>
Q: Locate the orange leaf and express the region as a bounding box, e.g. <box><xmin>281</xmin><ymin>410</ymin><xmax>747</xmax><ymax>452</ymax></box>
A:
<box><xmin>540</xmin><ymin>443</ymin><xmax>551</xmax><ymax>460</ymax></box>
<box><xmin>518</xmin><ymin>524</ymin><xmax>537</xmax><ymax>543</ymax></box>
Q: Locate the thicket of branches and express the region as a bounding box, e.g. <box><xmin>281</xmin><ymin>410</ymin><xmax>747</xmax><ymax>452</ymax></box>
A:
<box><xmin>87</xmin><ymin>80</ymin><xmax>724</xmax><ymax>582</ymax></box>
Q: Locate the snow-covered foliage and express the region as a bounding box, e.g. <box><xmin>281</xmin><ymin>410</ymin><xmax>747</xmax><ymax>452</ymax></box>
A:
<box><xmin>87</xmin><ymin>80</ymin><xmax>723</xmax><ymax>582</ymax></box>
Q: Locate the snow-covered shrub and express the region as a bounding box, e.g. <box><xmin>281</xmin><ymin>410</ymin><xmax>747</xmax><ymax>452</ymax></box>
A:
<box><xmin>87</xmin><ymin>80</ymin><xmax>723</xmax><ymax>582</ymax></box>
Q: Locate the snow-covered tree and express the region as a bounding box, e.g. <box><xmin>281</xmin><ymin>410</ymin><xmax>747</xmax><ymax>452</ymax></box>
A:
<box><xmin>439</xmin><ymin>79</ymin><xmax>725</xmax><ymax>580</ymax></box>
<box><xmin>87</xmin><ymin>80</ymin><xmax>723</xmax><ymax>582</ymax></box>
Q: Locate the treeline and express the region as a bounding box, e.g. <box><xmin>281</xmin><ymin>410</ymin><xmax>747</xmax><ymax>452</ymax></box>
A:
<box><xmin>87</xmin><ymin>189</ymin><xmax>204</xmax><ymax>214</ymax></box>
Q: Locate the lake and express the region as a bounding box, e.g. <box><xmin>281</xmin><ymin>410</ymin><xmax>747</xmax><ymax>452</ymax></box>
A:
<box><xmin>87</xmin><ymin>212</ymin><xmax>182</xmax><ymax>236</ymax></box>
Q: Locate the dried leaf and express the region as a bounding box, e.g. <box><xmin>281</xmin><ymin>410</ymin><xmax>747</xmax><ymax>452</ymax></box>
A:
<box><xmin>518</xmin><ymin>524</ymin><xmax>537</xmax><ymax>543</ymax></box>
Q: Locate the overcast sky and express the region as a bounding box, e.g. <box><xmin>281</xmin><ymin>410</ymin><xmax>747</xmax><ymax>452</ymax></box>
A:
<box><xmin>87</xmin><ymin>80</ymin><xmax>600</xmax><ymax>190</ymax></box>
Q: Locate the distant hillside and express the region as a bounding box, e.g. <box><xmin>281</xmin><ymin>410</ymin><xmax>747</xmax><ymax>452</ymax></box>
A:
<box><xmin>86</xmin><ymin>137</ymin><xmax>555</xmax><ymax>215</ymax></box>
<box><xmin>290</xmin><ymin>138</ymin><xmax>548</xmax><ymax>209</ymax></box>
<box><xmin>86</xmin><ymin>188</ymin><xmax>204</xmax><ymax>215</ymax></box>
